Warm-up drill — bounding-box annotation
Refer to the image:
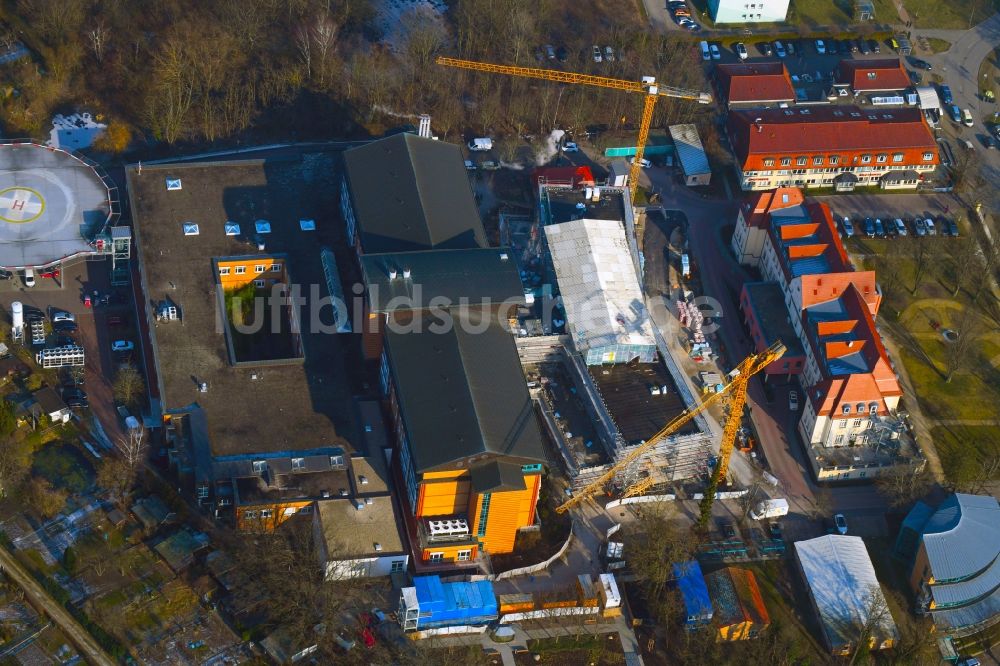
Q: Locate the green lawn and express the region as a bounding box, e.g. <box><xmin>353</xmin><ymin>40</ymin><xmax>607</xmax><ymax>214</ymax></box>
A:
<box><xmin>930</xmin><ymin>425</ymin><xmax>1000</xmax><ymax>479</ymax></box>
<box><xmin>31</xmin><ymin>442</ymin><xmax>94</xmax><ymax>494</ymax></box>
<box><xmin>791</xmin><ymin>0</ymin><xmax>899</xmax><ymax>27</ymax></box>
<box><xmin>897</xmin><ymin>346</ymin><xmax>1000</xmax><ymax>421</ymax></box>
<box><xmin>903</xmin><ymin>0</ymin><xmax>1000</xmax><ymax>28</ymax></box>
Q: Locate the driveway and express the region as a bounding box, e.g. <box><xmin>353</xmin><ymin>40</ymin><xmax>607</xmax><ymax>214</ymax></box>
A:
<box><xmin>917</xmin><ymin>13</ymin><xmax>1000</xmax><ymax>206</ymax></box>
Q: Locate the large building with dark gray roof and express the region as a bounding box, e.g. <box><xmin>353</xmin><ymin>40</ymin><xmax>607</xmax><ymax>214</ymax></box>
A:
<box><xmin>340</xmin><ymin>133</ymin><xmax>486</xmax><ymax>254</ymax></box>
<box><xmin>347</xmin><ymin>133</ymin><xmax>546</xmax><ymax>570</ymax></box>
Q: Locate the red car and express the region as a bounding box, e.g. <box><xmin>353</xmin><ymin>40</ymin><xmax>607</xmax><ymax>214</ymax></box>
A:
<box><xmin>39</xmin><ymin>268</ymin><xmax>60</xmax><ymax>279</ymax></box>
<box><xmin>358</xmin><ymin>614</ymin><xmax>376</xmax><ymax>648</ymax></box>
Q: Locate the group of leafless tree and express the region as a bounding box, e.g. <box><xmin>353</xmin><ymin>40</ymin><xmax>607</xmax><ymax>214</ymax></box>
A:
<box><xmin>0</xmin><ymin>0</ymin><xmax>711</xmax><ymax>151</ymax></box>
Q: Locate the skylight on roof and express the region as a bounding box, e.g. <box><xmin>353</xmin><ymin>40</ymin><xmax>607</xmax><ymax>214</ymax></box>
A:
<box><xmin>224</xmin><ymin>222</ymin><xmax>240</xmax><ymax>236</ymax></box>
<box><xmin>182</xmin><ymin>222</ymin><xmax>199</xmax><ymax>236</ymax></box>
<box><xmin>255</xmin><ymin>220</ymin><xmax>272</xmax><ymax>234</ymax></box>
<box><xmin>299</xmin><ymin>219</ymin><xmax>316</xmax><ymax>231</ymax></box>
<box><xmin>166</xmin><ymin>178</ymin><xmax>182</xmax><ymax>191</ymax></box>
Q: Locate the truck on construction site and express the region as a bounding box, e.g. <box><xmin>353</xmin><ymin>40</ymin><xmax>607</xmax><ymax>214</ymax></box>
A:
<box><xmin>468</xmin><ymin>137</ymin><xmax>493</xmax><ymax>151</ymax></box>
<box><xmin>749</xmin><ymin>498</ymin><xmax>789</xmax><ymax>520</ymax></box>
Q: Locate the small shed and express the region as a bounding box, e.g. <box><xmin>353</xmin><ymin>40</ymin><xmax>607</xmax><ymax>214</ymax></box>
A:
<box><xmin>916</xmin><ymin>86</ymin><xmax>940</xmax><ymax>111</ymax></box>
<box><xmin>669</xmin><ymin>124</ymin><xmax>711</xmax><ymax>187</ymax></box>
<box><xmin>608</xmin><ymin>160</ymin><xmax>630</xmax><ymax>187</ymax></box>
<box><xmin>131</xmin><ymin>495</ymin><xmax>175</xmax><ymax>530</ymax></box>
<box><xmin>153</xmin><ymin>529</ymin><xmax>209</xmax><ymax>572</ymax></box>
<box><xmin>32</xmin><ymin>387</ymin><xmax>70</xmax><ymax>423</ymax></box>
<box><xmin>674</xmin><ymin>561</ymin><xmax>713</xmax><ymax>627</ymax></box>
<box><xmin>704</xmin><ymin>567</ymin><xmax>771</xmax><ymax>641</ymax></box>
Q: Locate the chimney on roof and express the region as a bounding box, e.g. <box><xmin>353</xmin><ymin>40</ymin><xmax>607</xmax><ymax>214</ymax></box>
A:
<box><xmin>388</xmin><ymin>268</ymin><xmax>398</xmax><ymax>279</ymax></box>
<box><xmin>754</xmin><ymin>117</ymin><xmax>763</xmax><ymax>133</ymax></box>
<box><xmin>402</xmin><ymin>267</ymin><xmax>412</xmax><ymax>279</ymax></box>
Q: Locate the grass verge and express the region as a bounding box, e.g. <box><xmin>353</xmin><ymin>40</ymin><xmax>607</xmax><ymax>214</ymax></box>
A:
<box><xmin>903</xmin><ymin>0</ymin><xmax>1000</xmax><ymax>29</ymax></box>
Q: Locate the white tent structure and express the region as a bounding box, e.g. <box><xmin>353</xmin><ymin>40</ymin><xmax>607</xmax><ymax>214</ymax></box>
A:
<box><xmin>794</xmin><ymin>535</ymin><xmax>898</xmax><ymax>655</ymax></box>
<box><xmin>916</xmin><ymin>86</ymin><xmax>940</xmax><ymax>111</ymax></box>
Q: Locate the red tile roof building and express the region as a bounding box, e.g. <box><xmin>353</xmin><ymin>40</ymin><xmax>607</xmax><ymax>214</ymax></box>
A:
<box><xmin>836</xmin><ymin>59</ymin><xmax>911</xmax><ymax>93</ymax></box>
<box><xmin>715</xmin><ymin>62</ymin><xmax>796</xmax><ymax>106</ymax></box>
<box><xmin>731</xmin><ymin>188</ymin><xmax>903</xmax><ymax>458</ymax></box>
<box><xmin>727</xmin><ymin>106</ymin><xmax>939</xmax><ymax>191</ymax></box>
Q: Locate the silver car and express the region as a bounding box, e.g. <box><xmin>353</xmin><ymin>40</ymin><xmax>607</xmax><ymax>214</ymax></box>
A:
<box><xmin>893</xmin><ymin>218</ymin><xmax>907</xmax><ymax>236</ymax></box>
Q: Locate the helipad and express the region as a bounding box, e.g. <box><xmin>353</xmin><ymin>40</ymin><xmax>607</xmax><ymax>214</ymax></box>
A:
<box><xmin>0</xmin><ymin>142</ymin><xmax>115</xmax><ymax>269</ymax></box>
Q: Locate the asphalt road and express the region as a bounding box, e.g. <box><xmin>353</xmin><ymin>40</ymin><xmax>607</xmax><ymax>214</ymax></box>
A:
<box><xmin>918</xmin><ymin>14</ymin><xmax>1000</xmax><ymax>202</ymax></box>
<box><xmin>0</xmin><ymin>544</ymin><xmax>116</xmax><ymax>666</ymax></box>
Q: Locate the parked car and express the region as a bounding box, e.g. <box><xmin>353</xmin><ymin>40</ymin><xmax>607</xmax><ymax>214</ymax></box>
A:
<box><xmin>947</xmin><ymin>219</ymin><xmax>960</xmax><ymax>237</ymax></box>
<box><xmin>949</xmin><ymin>104</ymin><xmax>962</xmax><ymax>123</ymax></box>
<box><xmin>863</xmin><ymin>217</ymin><xmax>876</xmax><ymax>238</ymax></box>
<box><xmin>940</xmin><ymin>84</ymin><xmax>954</xmax><ymax>105</ymax></box>
<box><xmin>769</xmin><ymin>522</ymin><xmax>783</xmax><ymax>539</ymax></box>
<box><xmin>840</xmin><ymin>39</ymin><xmax>853</xmax><ymax>53</ymax></box>
<box><xmin>111</xmin><ymin>340</ymin><xmax>134</xmax><ymax>353</ymax></box>
<box><xmin>592</xmin><ymin>45</ymin><xmax>602</xmax><ymax>63</ymax></box>
<box><xmin>874</xmin><ymin>218</ymin><xmax>885</xmax><ymax>237</ymax></box>
<box><xmin>870</xmin><ymin>39</ymin><xmax>880</xmax><ymax>53</ymax></box>
<box><xmin>850</xmin><ymin>39</ymin><xmax>861</xmax><ymax>53</ymax></box>
<box><xmin>604</xmin><ymin>46</ymin><xmax>615</xmax><ymax>62</ymax></box>
<box><xmin>893</xmin><ymin>219</ymin><xmax>907</xmax><ymax>236</ymax></box>
<box><xmin>826</xmin><ymin>40</ymin><xmax>838</xmax><ymax>55</ymax></box>
<box><xmin>709</xmin><ymin>43</ymin><xmax>721</xmax><ymax>60</ymax></box>
<box><xmin>834</xmin><ymin>514</ymin><xmax>848</xmax><ymax>535</ymax></box>
<box><xmin>841</xmin><ymin>217</ymin><xmax>855</xmax><ymax>237</ymax></box>
<box><xmin>544</xmin><ymin>44</ymin><xmax>555</xmax><ymax>60</ymax></box>
<box><xmin>788</xmin><ymin>390</ymin><xmax>799</xmax><ymax>411</ymax></box>
<box><xmin>51</xmin><ymin>310</ymin><xmax>75</xmax><ymax>323</ymax></box>
<box><xmin>563</xmin><ymin>141</ymin><xmax>579</xmax><ymax>152</ymax></box>
<box><xmin>913</xmin><ymin>217</ymin><xmax>928</xmax><ymax>236</ymax></box>
<box><xmin>759</xmin><ymin>41</ymin><xmax>773</xmax><ymax>56</ymax></box>
<box><xmin>859</xmin><ymin>40</ymin><xmax>871</xmax><ymax>55</ymax></box>
<box><xmin>962</xmin><ymin>108</ymin><xmax>974</xmax><ymax>127</ymax></box>
<box><xmin>984</xmin><ymin>134</ymin><xmax>997</xmax><ymax>150</ymax></box>
<box><xmin>628</xmin><ymin>156</ymin><xmax>652</xmax><ymax>168</ymax></box>
<box><xmin>774</xmin><ymin>40</ymin><xmax>787</xmax><ymax>58</ymax></box>
<box><xmin>0</xmin><ymin>269</ymin><xmax>11</xmax><ymax>280</ymax></box>
<box><xmin>54</xmin><ymin>335</ymin><xmax>76</xmax><ymax>348</ymax></box>
<box><xmin>23</xmin><ymin>268</ymin><xmax>35</xmax><ymax>288</ymax></box>
<box><xmin>63</xmin><ymin>388</ymin><xmax>89</xmax><ymax>409</ymax></box>
<box><xmin>735</xmin><ymin>42</ymin><xmax>749</xmax><ymax>60</ymax></box>
<box><xmin>556</xmin><ymin>46</ymin><xmax>568</xmax><ymax>62</ymax></box>
<box><xmin>814</xmin><ymin>39</ymin><xmax>826</xmax><ymax>54</ymax></box>
<box><xmin>910</xmin><ymin>57</ymin><xmax>933</xmax><ymax>70</ymax></box>
<box><xmin>925</xmin><ymin>218</ymin><xmax>937</xmax><ymax>236</ymax></box>
<box><xmin>53</xmin><ymin>320</ymin><xmax>78</xmax><ymax>334</ymax></box>
<box><xmin>785</xmin><ymin>40</ymin><xmax>796</xmax><ymax>56</ymax></box>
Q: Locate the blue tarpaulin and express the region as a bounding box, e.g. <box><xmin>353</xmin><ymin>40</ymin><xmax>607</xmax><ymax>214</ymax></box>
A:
<box><xmin>674</xmin><ymin>561</ymin><xmax>713</xmax><ymax>626</ymax></box>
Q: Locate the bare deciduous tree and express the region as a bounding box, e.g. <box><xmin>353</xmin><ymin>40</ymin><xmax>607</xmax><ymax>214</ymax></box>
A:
<box><xmin>874</xmin><ymin>466</ymin><xmax>932</xmax><ymax>509</ymax></box>
<box><xmin>113</xmin><ymin>364</ymin><xmax>145</xmax><ymax>410</ymax></box>
<box><xmin>86</xmin><ymin>19</ymin><xmax>110</xmax><ymax>63</ymax></box>
<box><xmin>311</xmin><ymin>12</ymin><xmax>339</xmax><ymax>88</ymax></box>
<box><xmin>942</xmin><ymin>311</ymin><xmax>983</xmax><ymax>383</ymax></box>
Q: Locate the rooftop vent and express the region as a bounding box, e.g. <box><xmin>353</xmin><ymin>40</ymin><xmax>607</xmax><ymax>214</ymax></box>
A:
<box><xmin>255</xmin><ymin>220</ymin><xmax>272</xmax><ymax>234</ymax></box>
<box><xmin>199</xmin><ymin>382</ymin><xmax>208</xmax><ymax>393</ymax></box>
<box><xmin>499</xmin><ymin>252</ymin><xmax>509</xmax><ymax>262</ymax></box>
<box><xmin>354</xmin><ymin>500</ymin><xmax>365</xmax><ymax>510</ymax></box>
<box><xmin>166</xmin><ymin>178</ymin><xmax>182</xmax><ymax>191</ymax></box>
<box><xmin>388</xmin><ymin>268</ymin><xmax>398</xmax><ymax>279</ymax></box>
<box><xmin>224</xmin><ymin>222</ymin><xmax>240</xmax><ymax>236</ymax></box>
<box><xmin>359</xmin><ymin>475</ymin><xmax>369</xmax><ymax>485</ymax></box>
<box><xmin>182</xmin><ymin>222</ymin><xmax>200</xmax><ymax>236</ymax></box>
<box><xmin>299</xmin><ymin>219</ymin><xmax>316</xmax><ymax>231</ymax></box>
<box><xmin>374</xmin><ymin>542</ymin><xmax>383</xmax><ymax>552</ymax></box>
<box><xmin>364</xmin><ymin>497</ymin><xmax>373</xmax><ymax>505</ymax></box>
<box><xmin>402</xmin><ymin>268</ymin><xmax>412</xmax><ymax>279</ymax></box>
<box><xmin>339</xmin><ymin>488</ymin><xmax>348</xmax><ymax>496</ymax></box>
<box><xmin>322</xmin><ymin>490</ymin><xmax>331</xmax><ymax>498</ymax></box>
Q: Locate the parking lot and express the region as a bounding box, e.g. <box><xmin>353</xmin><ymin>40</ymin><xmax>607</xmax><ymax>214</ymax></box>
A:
<box><xmin>1</xmin><ymin>257</ymin><xmax>140</xmax><ymax>444</ymax></box>
<box><xmin>814</xmin><ymin>191</ymin><xmax>966</xmax><ymax>238</ymax></box>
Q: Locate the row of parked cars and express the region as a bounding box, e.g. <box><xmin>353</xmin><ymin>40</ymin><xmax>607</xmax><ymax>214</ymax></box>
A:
<box><xmin>704</xmin><ymin>36</ymin><xmax>899</xmax><ymax>62</ymax></box>
<box><xmin>841</xmin><ymin>216</ymin><xmax>959</xmax><ymax>239</ymax></box>
<box><xmin>668</xmin><ymin>1</ymin><xmax>701</xmax><ymax>31</ymax></box>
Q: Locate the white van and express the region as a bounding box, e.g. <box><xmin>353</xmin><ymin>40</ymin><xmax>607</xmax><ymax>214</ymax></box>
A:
<box><xmin>23</xmin><ymin>268</ymin><xmax>35</xmax><ymax>287</ymax></box>
<box><xmin>468</xmin><ymin>137</ymin><xmax>493</xmax><ymax>151</ymax></box>
<box><xmin>699</xmin><ymin>41</ymin><xmax>710</xmax><ymax>61</ymax></box>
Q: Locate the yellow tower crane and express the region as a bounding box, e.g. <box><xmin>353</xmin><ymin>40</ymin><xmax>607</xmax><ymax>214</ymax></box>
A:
<box><xmin>555</xmin><ymin>340</ymin><xmax>786</xmax><ymax>515</ymax></box>
<box><xmin>434</xmin><ymin>56</ymin><xmax>712</xmax><ymax>204</ymax></box>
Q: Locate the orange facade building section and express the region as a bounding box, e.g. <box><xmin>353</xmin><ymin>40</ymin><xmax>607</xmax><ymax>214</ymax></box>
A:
<box><xmin>235</xmin><ymin>499</ymin><xmax>313</xmax><ymax>531</ymax></box>
<box><xmin>215</xmin><ymin>256</ymin><xmax>287</xmax><ymax>291</ymax></box>
<box><xmin>475</xmin><ymin>473</ymin><xmax>541</xmax><ymax>554</ymax></box>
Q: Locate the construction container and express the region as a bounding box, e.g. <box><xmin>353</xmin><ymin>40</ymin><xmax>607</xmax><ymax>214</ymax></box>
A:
<box><xmin>498</xmin><ymin>593</ymin><xmax>534</xmax><ymax>614</ymax></box>
<box><xmin>398</xmin><ymin>575</ymin><xmax>498</xmax><ymax>631</ymax></box>
<box><xmin>577</xmin><ymin>574</ymin><xmax>599</xmax><ymax>607</ymax></box>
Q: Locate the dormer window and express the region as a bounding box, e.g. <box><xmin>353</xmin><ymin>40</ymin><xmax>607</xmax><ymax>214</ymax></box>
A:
<box><xmin>842</xmin><ymin>405</ymin><xmax>851</xmax><ymax>415</ymax></box>
<box><xmin>856</xmin><ymin>403</ymin><xmax>865</xmax><ymax>413</ymax></box>
<box><xmin>869</xmin><ymin>403</ymin><xmax>879</xmax><ymax>414</ymax></box>
<box><xmin>291</xmin><ymin>457</ymin><xmax>305</xmax><ymax>471</ymax></box>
